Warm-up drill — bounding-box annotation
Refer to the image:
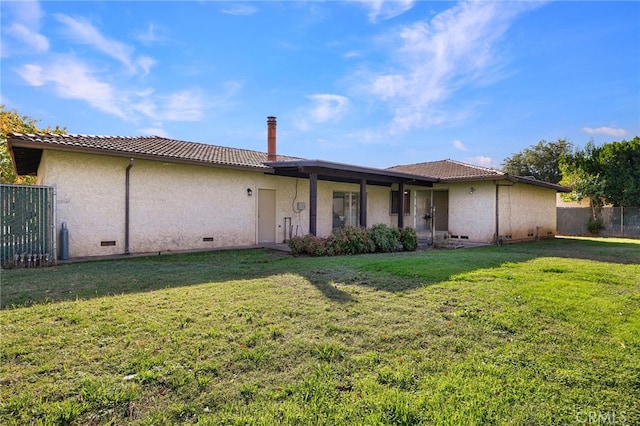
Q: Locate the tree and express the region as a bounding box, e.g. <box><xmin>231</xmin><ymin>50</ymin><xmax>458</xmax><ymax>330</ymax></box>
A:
<box><xmin>560</xmin><ymin>141</ymin><xmax>606</xmax><ymax>220</ymax></box>
<box><xmin>502</xmin><ymin>139</ymin><xmax>573</xmax><ymax>184</ymax></box>
<box><xmin>596</xmin><ymin>137</ymin><xmax>640</xmax><ymax>207</ymax></box>
<box><xmin>560</xmin><ymin>137</ymin><xmax>640</xmax><ymax>215</ymax></box>
<box><xmin>0</xmin><ymin>105</ymin><xmax>66</xmax><ymax>184</ymax></box>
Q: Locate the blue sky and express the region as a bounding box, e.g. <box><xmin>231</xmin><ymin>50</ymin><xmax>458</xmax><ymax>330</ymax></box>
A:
<box><xmin>2</xmin><ymin>1</ymin><xmax>638</xmax><ymax>169</ymax></box>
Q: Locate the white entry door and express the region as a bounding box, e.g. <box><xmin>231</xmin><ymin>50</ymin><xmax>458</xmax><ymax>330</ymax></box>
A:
<box><xmin>258</xmin><ymin>189</ymin><xmax>276</xmax><ymax>243</ymax></box>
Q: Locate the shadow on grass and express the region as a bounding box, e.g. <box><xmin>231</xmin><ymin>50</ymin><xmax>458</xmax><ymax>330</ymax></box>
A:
<box><xmin>1</xmin><ymin>237</ymin><xmax>638</xmax><ymax>309</ymax></box>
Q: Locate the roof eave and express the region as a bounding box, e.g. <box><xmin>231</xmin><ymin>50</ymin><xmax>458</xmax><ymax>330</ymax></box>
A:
<box><xmin>7</xmin><ymin>137</ymin><xmax>272</xmax><ymax>173</ymax></box>
<box><xmin>265</xmin><ymin>159</ymin><xmax>438</xmax><ymax>186</ymax></box>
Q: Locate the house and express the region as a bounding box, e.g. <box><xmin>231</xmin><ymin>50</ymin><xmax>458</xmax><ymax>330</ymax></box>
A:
<box><xmin>388</xmin><ymin>160</ymin><xmax>571</xmax><ymax>243</ymax></box>
<box><xmin>7</xmin><ymin>118</ymin><xmax>569</xmax><ymax>258</ymax></box>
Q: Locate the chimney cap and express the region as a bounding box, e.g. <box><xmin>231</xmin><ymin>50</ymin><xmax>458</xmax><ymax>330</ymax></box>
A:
<box><xmin>267</xmin><ymin>116</ymin><xmax>277</xmax><ymax>122</ymax></box>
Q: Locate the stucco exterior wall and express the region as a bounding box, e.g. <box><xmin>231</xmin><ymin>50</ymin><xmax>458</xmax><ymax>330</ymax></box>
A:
<box><xmin>37</xmin><ymin>151</ymin><xmax>313</xmax><ymax>257</ymax></box>
<box><xmin>498</xmin><ymin>183</ymin><xmax>557</xmax><ymax>241</ymax></box>
<box><xmin>36</xmin><ymin>149</ymin><xmax>559</xmax><ymax>256</ymax></box>
<box><xmin>445</xmin><ymin>181</ymin><xmax>497</xmax><ymax>243</ymax></box>
<box><xmin>405</xmin><ymin>180</ymin><xmax>560</xmax><ymax>244</ymax></box>
<box><xmin>38</xmin><ymin>151</ymin><xmax>129</xmax><ymax>257</ymax></box>
<box><xmin>37</xmin><ymin>151</ymin><xmax>400</xmax><ymax>258</ymax></box>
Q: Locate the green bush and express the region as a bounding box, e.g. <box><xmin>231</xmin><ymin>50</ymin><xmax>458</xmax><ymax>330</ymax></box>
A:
<box><xmin>369</xmin><ymin>224</ymin><xmax>401</xmax><ymax>252</ymax></box>
<box><xmin>586</xmin><ymin>217</ymin><xmax>604</xmax><ymax>234</ymax></box>
<box><xmin>288</xmin><ymin>234</ymin><xmax>328</xmax><ymax>256</ymax></box>
<box><xmin>329</xmin><ymin>226</ymin><xmax>375</xmax><ymax>255</ymax></box>
<box><xmin>288</xmin><ymin>225</ymin><xmax>418</xmax><ymax>256</ymax></box>
<box><xmin>400</xmin><ymin>227</ymin><xmax>418</xmax><ymax>251</ymax></box>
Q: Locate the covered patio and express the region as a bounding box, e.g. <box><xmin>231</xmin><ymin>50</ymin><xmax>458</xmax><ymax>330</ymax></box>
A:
<box><xmin>265</xmin><ymin>159</ymin><xmax>437</xmax><ymax>235</ymax></box>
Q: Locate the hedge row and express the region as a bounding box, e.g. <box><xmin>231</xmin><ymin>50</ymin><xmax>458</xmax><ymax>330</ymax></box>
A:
<box><xmin>288</xmin><ymin>224</ymin><xmax>418</xmax><ymax>256</ymax></box>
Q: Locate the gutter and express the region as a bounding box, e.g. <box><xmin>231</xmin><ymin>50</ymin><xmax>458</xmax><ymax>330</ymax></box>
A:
<box><xmin>125</xmin><ymin>158</ymin><xmax>134</xmax><ymax>255</ymax></box>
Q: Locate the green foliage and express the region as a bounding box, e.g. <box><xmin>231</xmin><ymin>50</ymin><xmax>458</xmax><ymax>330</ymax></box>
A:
<box><xmin>502</xmin><ymin>139</ymin><xmax>573</xmax><ymax>184</ymax></box>
<box><xmin>368</xmin><ymin>223</ymin><xmax>401</xmax><ymax>252</ymax></box>
<box><xmin>329</xmin><ymin>226</ymin><xmax>376</xmax><ymax>255</ymax></box>
<box><xmin>288</xmin><ymin>234</ymin><xmax>329</xmax><ymax>256</ymax></box>
<box><xmin>561</xmin><ymin>137</ymin><xmax>640</xmax><ymax>208</ymax></box>
<box><xmin>400</xmin><ymin>227</ymin><xmax>418</xmax><ymax>251</ymax></box>
<box><xmin>289</xmin><ymin>224</ymin><xmax>417</xmax><ymax>256</ymax></box>
<box><xmin>0</xmin><ymin>105</ymin><xmax>66</xmax><ymax>184</ymax></box>
<box><xmin>586</xmin><ymin>217</ymin><xmax>604</xmax><ymax>234</ymax></box>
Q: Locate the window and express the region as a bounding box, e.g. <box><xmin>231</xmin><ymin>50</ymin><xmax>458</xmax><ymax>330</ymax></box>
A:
<box><xmin>390</xmin><ymin>190</ymin><xmax>411</xmax><ymax>215</ymax></box>
<box><xmin>333</xmin><ymin>191</ymin><xmax>359</xmax><ymax>229</ymax></box>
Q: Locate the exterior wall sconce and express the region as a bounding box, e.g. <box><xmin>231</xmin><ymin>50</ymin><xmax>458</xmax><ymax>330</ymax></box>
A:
<box><xmin>469</xmin><ymin>187</ymin><xmax>475</xmax><ymax>194</ymax></box>
<box><xmin>247</xmin><ymin>188</ymin><xmax>253</xmax><ymax>196</ymax></box>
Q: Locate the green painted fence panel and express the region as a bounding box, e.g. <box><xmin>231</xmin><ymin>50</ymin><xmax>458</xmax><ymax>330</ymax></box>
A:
<box><xmin>1</xmin><ymin>184</ymin><xmax>55</xmax><ymax>267</ymax></box>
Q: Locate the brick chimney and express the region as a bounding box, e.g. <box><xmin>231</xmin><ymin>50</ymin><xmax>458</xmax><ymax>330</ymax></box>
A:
<box><xmin>267</xmin><ymin>116</ymin><xmax>277</xmax><ymax>161</ymax></box>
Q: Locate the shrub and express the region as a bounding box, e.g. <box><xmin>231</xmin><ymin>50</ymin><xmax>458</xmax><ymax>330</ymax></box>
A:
<box><xmin>288</xmin><ymin>225</ymin><xmax>417</xmax><ymax>256</ymax></box>
<box><xmin>288</xmin><ymin>234</ymin><xmax>328</xmax><ymax>256</ymax></box>
<box><xmin>586</xmin><ymin>217</ymin><xmax>604</xmax><ymax>234</ymax></box>
<box><xmin>369</xmin><ymin>224</ymin><xmax>401</xmax><ymax>252</ymax></box>
<box><xmin>400</xmin><ymin>227</ymin><xmax>418</xmax><ymax>251</ymax></box>
<box><xmin>330</xmin><ymin>226</ymin><xmax>375</xmax><ymax>255</ymax></box>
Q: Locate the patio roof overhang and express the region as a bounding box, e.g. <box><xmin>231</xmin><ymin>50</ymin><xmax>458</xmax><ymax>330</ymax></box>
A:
<box><xmin>264</xmin><ymin>159</ymin><xmax>438</xmax><ymax>187</ymax></box>
<box><xmin>265</xmin><ymin>160</ymin><xmax>437</xmax><ymax>235</ymax></box>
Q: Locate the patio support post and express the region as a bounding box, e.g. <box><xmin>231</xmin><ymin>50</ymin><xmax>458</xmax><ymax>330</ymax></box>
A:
<box><xmin>398</xmin><ymin>182</ymin><xmax>405</xmax><ymax>229</ymax></box>
<box><xmin>359</xmin><ymin>178</ymin><xmax>367</xmax><ymax>228</ymax></box>
<box><xmin>309</xmin><ymin>172</ymin><xmax>318</xmax><ymax>236</ymax></box>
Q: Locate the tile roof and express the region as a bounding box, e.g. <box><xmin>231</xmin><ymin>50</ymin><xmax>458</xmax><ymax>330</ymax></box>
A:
<box><xmin>7</xmin><ymin>133</ymin><xmax>302</xmax><ymax>171</ymax></box>
<box><xmin>388</xmin><ymin>159</ymin><xmax>571</xmax><ymax>192</ymax></box>
<box><xmin>388</xmin><ymin>159</ymin><xmax>502</xmax><ymax>180</ymax></box>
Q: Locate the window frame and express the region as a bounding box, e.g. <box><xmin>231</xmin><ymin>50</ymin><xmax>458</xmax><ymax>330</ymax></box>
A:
<box><xmin>390</xmin><ymin>190</ymin><xmax>411</xmax><ymax>215</ymax></box>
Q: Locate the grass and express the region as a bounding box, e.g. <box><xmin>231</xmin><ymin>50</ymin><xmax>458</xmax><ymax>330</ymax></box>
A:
<box><xmin>1</xmin><ymin>237</ymin><xmax>639</xmax><ymax>425</ymax></box>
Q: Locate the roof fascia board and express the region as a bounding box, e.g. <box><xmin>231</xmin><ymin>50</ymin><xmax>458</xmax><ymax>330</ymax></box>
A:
<box><xmin>439</xmin><ymin>174</ymin><xmax>571</xmax><ymax>192</ymax></box>
<box><xmin>267</xmin><ymin>159</ymin><xmax>437</xmax><ymax>186</ymax></box>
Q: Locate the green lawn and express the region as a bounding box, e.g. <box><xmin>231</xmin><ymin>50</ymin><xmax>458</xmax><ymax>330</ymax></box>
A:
<box><xmin>1</xmin><ymin>237</ymin><xmax>639</xmax><ymax>425</ymax></box>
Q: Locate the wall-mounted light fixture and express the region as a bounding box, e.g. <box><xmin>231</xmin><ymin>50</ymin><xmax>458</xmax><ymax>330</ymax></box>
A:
<box><xmin>247</xmin><ymin>188</ymin><xmax>253</xmax><ymax>196</ymax></box>
<box><xmin>469</xmin><ymin>187</ymin><xmax>475</xmax><ymax>194</ymax></box>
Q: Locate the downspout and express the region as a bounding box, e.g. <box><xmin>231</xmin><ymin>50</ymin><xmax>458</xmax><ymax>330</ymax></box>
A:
<box><xmin>495</xmin><ymin>182</ymin><xmax>499</xmax><ymax>245</ymax></box>
<box><xmin>125</xmin><ymin>158</ymin><xmax>134</xmax><ymax>255</ymax></box>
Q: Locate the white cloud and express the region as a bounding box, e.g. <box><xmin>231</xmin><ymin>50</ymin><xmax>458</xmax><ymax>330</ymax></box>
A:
<box><xmin>160</xmin><ymin>90</ymin><xmax>205</xmax><ymax>122</ymax></box>
<box><xmin>135</xmin><ymin>23</ymin><xmax>167</xmax><ymax>45</ymax></box>
<box><xmin>18</xmin><ymin>58</ymin><xmax>127</xmax><ymax>119</ymax></box>
<box><xmin>5</xmin><ymin>23</ymin><xmax>50</xmax><ymax>53</ymax></box>
<box><xmin>18</xmin><ymin>56</ymin><xmax>206</xmax><ymax>124</ymax></box>
<box><xmin>453</xmin><ymin>140</ymin><xmax>467</xmax><ymax>151</ymax></box>
<box><xmin>2</xmin><ymin>0</ymin><xmax>49</xmax><ymax>55</ymax></box>
<box><xmin>582</xmin><ymin>126</ymin><xmax>626</xmax><ymax>137</ymax></box>
<box><xmin>307</xmin><ymin>94</ymin><xmax>350</xmax><ymax>123</ymax></box>
<box><xmin>139</xmin><ymin>127</ymin><xmax>170</xmax><ymax>138</ymax></box>
<box><xmin>358</xmin><ymin>0</ymin><xmax>416</xmax><ymax>23</ymax></box>
<box><xmin>54</xmin><ymin>14</ymin><xmax>154</xmax><ymax>75</ymax></box>
<box><xmin>360</xmin><ymin>1</ymin><xmax>539</xmax><ymax>133</ymax></box>
<box><xmin>466</xmin><ymin>156</ymin><xmax>497</xmax><ymax>169</ymax></box>
<box><xmin>343</xmin><ymin>51</ymin><xmax>363</xmax><ymax>59</ymax></box>
<box><xmin>221</xmin><ymin>4</ymin><xmax>258</xmax><ymax>16</ymax></box>
<box><xmin>136</xmin><ymin>56</ymin><xmax>157</xmax><ymax>76</ymax></box>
